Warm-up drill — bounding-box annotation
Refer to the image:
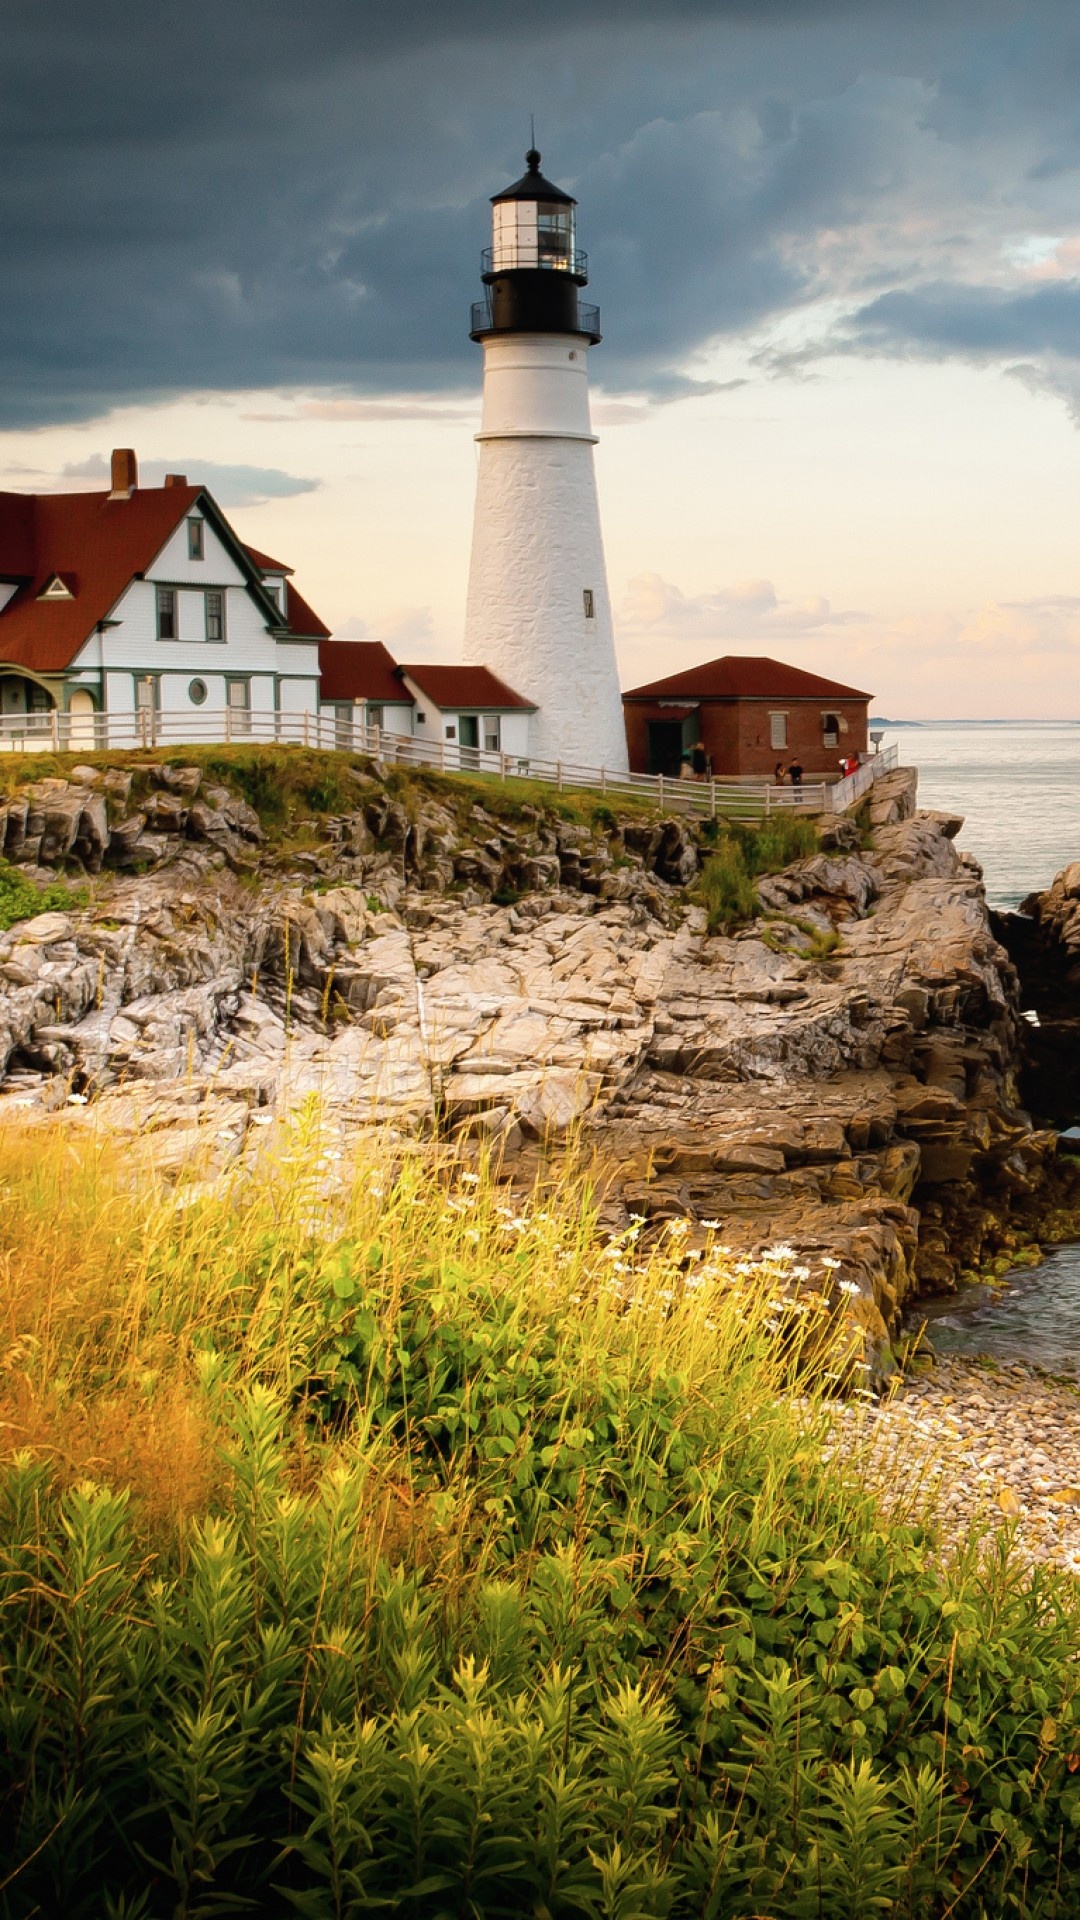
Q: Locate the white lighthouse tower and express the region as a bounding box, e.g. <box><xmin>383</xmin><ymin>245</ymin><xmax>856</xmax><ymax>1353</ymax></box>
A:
<box><xmin>462</xmin><ymin>149</ymin><xmax>628</xmax><ymax>772</ymax></box>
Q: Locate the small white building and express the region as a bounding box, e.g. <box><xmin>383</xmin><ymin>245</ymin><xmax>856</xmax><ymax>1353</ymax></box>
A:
<box><xmin>398</xmin><ymin>662</ymin><xmax>535</xmax><ymax>767</ymax></box>
<box><xmin>0</xmin><ymin>449</ymin><xmax>327</xmax><ymax>739</ymax></box>
<box><xmin>317</xmin><ymin>640</ymin><xmax>417</xmax><ymax>744</ymax></box>
<box><xmin>317</xmin><ymin>642</ymin><xmax>536</xmax><ymax>765</ymax></box>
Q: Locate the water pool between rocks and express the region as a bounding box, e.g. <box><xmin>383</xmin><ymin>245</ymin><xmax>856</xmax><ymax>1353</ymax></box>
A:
<box><xmin>917</xmin><ymin>1243</ymin><xmax>1080</xmax><ymax>1374</ymax></box>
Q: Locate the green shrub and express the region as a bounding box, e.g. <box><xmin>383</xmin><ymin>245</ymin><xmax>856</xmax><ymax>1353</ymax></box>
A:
<box><xmin>696</xmin><ymin>814</ymin><xmax>821</xmax><ymax>933</ymax></box>
<box><xmin>696</xmin><ymin>839</ymin><xmax>758</xmax><ymax>930</ymax></box>
<box><xmin>0</xmin><ymin>862</ymin><xmax>84</xmax><ymax>932</ymax></box>
<box><xmin>748</xmin><ymin>811</ymin><xmax>819</xmax><ymax>872</ymax></box>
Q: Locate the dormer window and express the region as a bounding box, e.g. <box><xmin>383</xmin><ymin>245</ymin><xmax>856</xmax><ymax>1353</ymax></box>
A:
<box><xmin>187</xmin><ymin>519</ymin><xmax>204</xmax><ymax>560</ymax></box>
<box><xmin>38</xmin><ymin>573</ymin><xmax>73</xmax><ymax>601</ymax></box>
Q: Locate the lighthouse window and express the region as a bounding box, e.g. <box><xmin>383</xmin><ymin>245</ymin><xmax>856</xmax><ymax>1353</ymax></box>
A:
<box><xmin>537</xmin><ymin>202</ymin><xmax>573</xmax><ymax>269</ymax></box>
<box><xmin>583</xmin><ymin>589</ymin><xmax>595</xmax><ymax>620</ymax></box>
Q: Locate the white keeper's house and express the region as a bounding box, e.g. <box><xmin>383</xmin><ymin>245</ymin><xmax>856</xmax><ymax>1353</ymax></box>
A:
<box><xmin>0</xmin><ymin>449</ymin><xmax>328</xmax><ymax>737</ymax></box>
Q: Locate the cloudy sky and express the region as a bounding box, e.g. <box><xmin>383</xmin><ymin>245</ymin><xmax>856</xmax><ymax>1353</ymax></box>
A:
<box><xmin>7</xmin><ymin>0</ymin><xmax>1080</xmax><ymax>715</ymax></box>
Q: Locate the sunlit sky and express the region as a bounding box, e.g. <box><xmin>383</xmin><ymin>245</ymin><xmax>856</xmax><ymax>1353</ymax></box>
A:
<box><xmin>7</xmin><ymin>0</ymin><xmax>1080</xmax><ymax>718</ymax></box>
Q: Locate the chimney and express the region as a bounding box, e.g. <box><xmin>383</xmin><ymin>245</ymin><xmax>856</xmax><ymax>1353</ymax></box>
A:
<box><xmin>163</xmin><ymin>472</ymin><xmax>188</xmax><ymax>488</ymax></box>
<box><xmin>109</xmin><ymin>448</ymin><xmax>138</xmax><ymax>499</ymax></box>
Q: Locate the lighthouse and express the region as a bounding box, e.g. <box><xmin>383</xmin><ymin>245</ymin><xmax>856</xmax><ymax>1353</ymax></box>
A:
<box><xmin>462</xmin><ymin>149</ymin><xmax>629</xmax><ymax>772</ymax></box>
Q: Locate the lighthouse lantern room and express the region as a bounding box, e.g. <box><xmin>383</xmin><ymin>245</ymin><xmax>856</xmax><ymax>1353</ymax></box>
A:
<box><xmin>462</xmin><ymin>150</ymin><xmax>628</xmax><ymax>773</ymax></box>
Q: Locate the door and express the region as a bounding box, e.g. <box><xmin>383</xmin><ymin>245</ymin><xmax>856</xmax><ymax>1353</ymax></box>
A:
<box><xmin>227</xmin><ymin>679</ymin><xmax>251</xmax><ymax>737</ymax></box>
<box><xmin>646</xmin><ymin>721</ymin><xmax>684</xmax><ymax>778</ymax></box>
<box><xmin>68</xmin><ymin>689</ymin><xmax>96</xmax><ymax>749</ymax></box>
<box><xmin>135</xmin><ymin>675</ymin><xmax>160</xmax><ymax>745</ymax></box>
<box><xmin>459</xmin><ymin>713</ymin><xmax>480</xmax><ymax>768</ymax></box>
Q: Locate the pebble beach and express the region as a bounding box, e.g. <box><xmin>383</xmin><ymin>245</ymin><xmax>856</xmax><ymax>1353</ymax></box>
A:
<box><xmin>834</xmin><ymin>1354</ymin><xmax>1080</xmax><ymax>1576</ymax></box>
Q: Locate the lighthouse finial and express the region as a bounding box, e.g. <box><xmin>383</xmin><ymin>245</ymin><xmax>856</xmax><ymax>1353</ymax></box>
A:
<box><xmin>526</xmin><ymin>116</ymin><xmax>540</xmax><ymax>170</ymax></box>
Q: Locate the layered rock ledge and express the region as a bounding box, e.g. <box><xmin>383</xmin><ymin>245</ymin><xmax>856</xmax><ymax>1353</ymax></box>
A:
<box><xmin>994</xmin><ymin>862</ymin><xmax>1080</xmax><ymax>1132</ymax></box>
<box><xmin>0</xmin><ymin>753</ymin><xmax>1073</xmax><ymax>1364</ymax></box>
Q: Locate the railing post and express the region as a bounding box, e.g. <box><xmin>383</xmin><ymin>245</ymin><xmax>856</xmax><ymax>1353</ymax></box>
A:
<box><xmin>440</xmin><ymin>737</ymin><xmax>446</xmax><ymax>771</ymax></box>
<box><xmin>658</xmin><ymin>772</ymin><xmax>664</xmax><ymax>810</ymax></box>
<box><xmin>303</xmin><ymin>710</ymin><xmax>309</xmax><ymax>748</ymax></box>
<box><xmin>710</xmin><ymin>777</ymin><xmax>716</xmax><ymax>820</ymax></box>
<box><xmin>500</xmin><ymin>751</ymin><xmax>507</xmax><ymax>782</ymax></box>
<box><xmin>601</xmin><ymin>765</ymin><xmax>606</xmax><ymax>794</ymax></box>
<box><xmin>557</xmin><ymin>761</ymin><xmax>563</xmax><ymax>791</ymax></box>
<box><xmin>50</xmin><ymin>709</ymin><xmax>59</xmax><ymax>752</ymax></box>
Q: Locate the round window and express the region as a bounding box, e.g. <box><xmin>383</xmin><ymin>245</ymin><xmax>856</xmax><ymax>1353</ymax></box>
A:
<box><xmin>188</xmin><ymin>678</ymin><xmax>208</xmax><ymax>706</ymax></box>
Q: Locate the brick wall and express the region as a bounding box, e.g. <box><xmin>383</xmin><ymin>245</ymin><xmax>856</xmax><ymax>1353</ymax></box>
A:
<box><xmin>623</xmin><ymin>697</ymin><xmax>869</xmax><ymax>776</ymax></box>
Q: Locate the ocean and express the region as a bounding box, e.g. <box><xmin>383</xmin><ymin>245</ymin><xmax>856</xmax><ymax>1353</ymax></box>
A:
<box><xmin>876</xmin><ymin>722</ymin><xmax>1080</xmax><ymax>909</ymax></box>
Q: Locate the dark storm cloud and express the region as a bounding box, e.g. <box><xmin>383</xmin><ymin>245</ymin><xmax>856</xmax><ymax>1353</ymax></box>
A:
<box><xmin>847</xmin><ymin>281</ymin><xmax>1080</xmax><ymax>363</ymax></box>
<box><xmin>0</xmin><ymin>0</ymin><xmax>1061</xmax><ymax>427</ymax></box>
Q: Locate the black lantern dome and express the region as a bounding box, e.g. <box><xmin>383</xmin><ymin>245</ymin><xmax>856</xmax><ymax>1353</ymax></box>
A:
<box><xmin>470</xmin><ymin>149</ymin><xmax>601</xmax><ymax>344</ymax></box>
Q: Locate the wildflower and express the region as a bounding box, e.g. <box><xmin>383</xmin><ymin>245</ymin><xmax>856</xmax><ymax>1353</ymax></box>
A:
<box><xmin>837</xmin><ymin>1278</ymin><xmax>862</xmax><ymax>1297</ymax></box>
<box><xmin>700</xmin><ymin>1218</ymin><xmax>723</xmax><ymax>1230</ymax></box>
<box><xmin>820</xmin><ymin>1256</ymin><xmax>842</xmax><ymax>1270</ymax></box>
<box><xmin>792</xmin><ymin>1264</ymin><xmax>811</xmax><ymax>1280</ymax></box>
<box><xmin>764</xmin><ymin>1243</ymin><xmax>797</xmax><ymax>1261</ymax></box>
<box><xmin>465</xmin><ymin>1229</ymin><xmax>480</xmax><ymax>1244</ymax></box>
<box><xmin>460</xmin><ymin>1172</ymin><xmax>480</xmax><ymax>1185</ymax></box>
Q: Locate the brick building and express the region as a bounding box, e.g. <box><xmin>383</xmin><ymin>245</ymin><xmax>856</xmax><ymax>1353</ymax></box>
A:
<box><xmin>622</xmin><ymin>655</ymin><xmax>871</xmax><ymax>779</ymax></box>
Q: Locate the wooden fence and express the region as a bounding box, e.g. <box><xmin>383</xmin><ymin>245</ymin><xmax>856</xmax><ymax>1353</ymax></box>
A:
<box><xmin>0</xmin><ymin>707</ymin><xmax>899</xmax><ymax>818</ymax></box>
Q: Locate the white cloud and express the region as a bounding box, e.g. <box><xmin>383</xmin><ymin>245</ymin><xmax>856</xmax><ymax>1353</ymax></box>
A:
<box><xmin>333</xmin><ymin>605</ymin><xmax>436</xmax><ymax>649</ymax></box>
<box><xmin>619</xmin><ymin>571</ymin><xmax>863</xmax><ymax>640</ymax></box>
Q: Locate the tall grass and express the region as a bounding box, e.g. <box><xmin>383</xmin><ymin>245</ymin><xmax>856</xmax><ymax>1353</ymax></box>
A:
<box><xmin>2</xmin><ymin>1111</ymin><xmax>1080</xmax><ymax>1915</ymax></box>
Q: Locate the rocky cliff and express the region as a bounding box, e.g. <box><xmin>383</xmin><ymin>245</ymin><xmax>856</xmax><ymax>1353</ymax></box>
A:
<box><xmin>0</xmin><ymin>752</ymin><xmax>1072</xmax><ymax>1364</ymax></box>
<box><xmin>994</xmin><ymin>862</ymin><xmax>1080</xmax><ymax>1133</ymax></box>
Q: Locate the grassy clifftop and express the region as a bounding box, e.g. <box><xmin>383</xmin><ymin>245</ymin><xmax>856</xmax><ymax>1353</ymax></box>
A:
<box><xmin>0</xmin><ymin>743</ymin><xmax>671</xmax><ymax>833</ymax></box>
<box><xmin>2</xmin><ymin>1116</ymin><xmax>1080</xmax><ymax>1916</ymax></box>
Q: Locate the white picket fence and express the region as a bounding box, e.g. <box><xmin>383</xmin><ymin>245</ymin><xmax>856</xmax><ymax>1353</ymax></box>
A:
<box><xmin>0</xmin><ymin>706</ymin><xmax>899</xmax><ymax>819</ymax></box>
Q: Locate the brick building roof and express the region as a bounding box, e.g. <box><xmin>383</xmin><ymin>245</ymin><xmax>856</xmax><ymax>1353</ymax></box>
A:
<box><xmin>624</xmin><ymin>654</ymin><xmax>871</xmax><ymax>702</ymax></box>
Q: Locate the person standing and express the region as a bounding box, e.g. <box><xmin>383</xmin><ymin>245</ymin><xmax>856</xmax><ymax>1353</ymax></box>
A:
<box><xmin>774</xmin><ymin>761</ymin><xmax>786</xmax><ymax>784</ymax></box>
<box><xmin>788</xmin><ymin>757</ymin><xmax>803</xmax><ymax>791</ymax></box>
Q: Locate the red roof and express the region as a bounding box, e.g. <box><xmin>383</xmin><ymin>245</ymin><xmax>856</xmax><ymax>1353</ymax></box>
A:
<box><xmin>245</xmin><ymin>544</ymin><xmax>293</xmax><ymax>575</ymax></box>
<box><xmin>282</xmin><ymin>581</ymin><xmax>329</xmax><ymax>639</ymax></box>
<box><xmin>400</xmin><ymin>662</ymin><xmax>536</xmax><ymax>711</ymax></box>
<box><xmin>317</xmin><ymin>640</ymin><xmax>407</xmax><ymax>702</ymax></box>
<box><xmin>624</xmin><ymin>654</ymin><xmax>871</xmax><ymax>703</ymax></box>
<box><xmin>0</xmin><ymin>483</ymin><xmax>199</xmax><ymax>673</ymax></box>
